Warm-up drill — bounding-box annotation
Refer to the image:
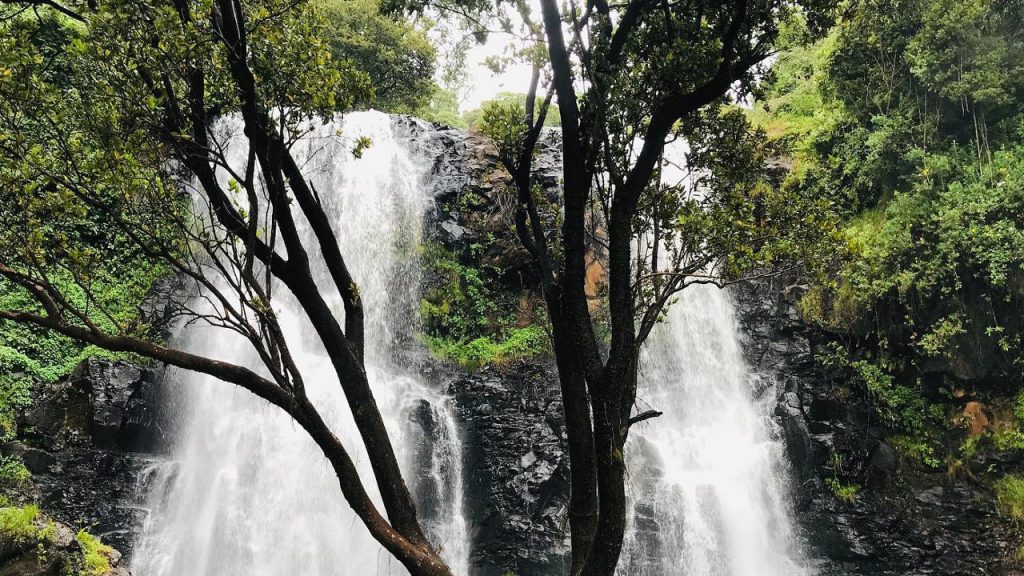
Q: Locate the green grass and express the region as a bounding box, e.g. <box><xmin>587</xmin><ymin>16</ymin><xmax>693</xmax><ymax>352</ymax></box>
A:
<box><xmin>0</xmin><ymin>504</ymin><xmax>39</xmax><ymax>543</ymax></box>
<box><xmin>826</xmin><ymin>477</ymin><xmax>861</xmax><ymax>503</ymax></box>
<box><xmin>423</xmin><ymin>325</ymin><xmax>548</xmax><ymax>371</ymax></box>
<box><xmin>995</xmin><ymin>474</ymin><xmax>1024</xmax><ymax>520</ymax></box>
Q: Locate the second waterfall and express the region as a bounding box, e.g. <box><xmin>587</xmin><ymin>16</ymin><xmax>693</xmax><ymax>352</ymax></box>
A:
<box><xmin>130</xmin><ymin>111</ymin><xmax>470</xmax><ymax>576</ymax></box>
<box><xmin>621</xmin><ymin>283</ymin><xmax>812</xmax><ymax>576</ymax></box>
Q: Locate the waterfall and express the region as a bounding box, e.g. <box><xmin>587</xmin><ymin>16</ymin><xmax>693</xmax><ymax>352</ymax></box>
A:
<box><xmin>130</xmin><ymin>111</ymin><xmax>469</xmax><ymax>576</ymax></box>
<box><xmin>621</xmin><ymin>283</ymin><xmax>811</xmax><ymax>576</ymax></box>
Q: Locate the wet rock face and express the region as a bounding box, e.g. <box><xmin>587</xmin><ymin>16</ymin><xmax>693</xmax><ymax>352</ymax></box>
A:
<box><xmin>138</xmin><ymin>274</ymin><xmax>190</xmax><ymax>342</ymax></box>
<box><xmin>733</xmin><ymin>278</ymin><xmax>1022</xmax><ymax>575</ymax></box>
<box><xmin>448</xmin><ymin>362</ymin><xmax>570</xmax><ymax>576</ymax></box>
<box><xmin>71</xmin><ymin>358</ymin><xmax>164</xmax><ymax>452</ymax></box>
<box><xmin>6</xmin><ymin>358</ymin><xmax>166</xmax><ymax>557</ymax></box>
<box><xmin>391</xmin><ymin>115</ymin><xmax>471</xmax><ymax>203</ymax></box>
<box><xmin>396</xmin><ymin>113</ymin><xmax>563</xmax><ymax>291</ymax></box>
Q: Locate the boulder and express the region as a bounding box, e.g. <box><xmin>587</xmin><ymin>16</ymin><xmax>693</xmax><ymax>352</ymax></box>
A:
<box><xmin>70</xmin><ymin>358</ymin><xmax>161</xmax><ymax>451</ymax></box>
<box><xmin>960</xmin><ymin>401</ymin><xmax>993</xmax><ymax>437</ymax></box>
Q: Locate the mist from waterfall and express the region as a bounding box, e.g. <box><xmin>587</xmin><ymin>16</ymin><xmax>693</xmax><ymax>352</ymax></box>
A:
<box><xmin>130</xmin><ymin>111</ymin><xmax>469</xmax><ymax>576</ymax></box>
<box><xmin>621</xmin><ymin>282</ymin><xmax>812</xmax><ymax>576</ymax></box>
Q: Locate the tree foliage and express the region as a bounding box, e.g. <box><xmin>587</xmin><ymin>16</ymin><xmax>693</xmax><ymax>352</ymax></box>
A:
<box><xmin>320</xmin><ymin>0</ymin><xmax>437</xmax><ymax>112</ymax></box>
<box><xmin>755</xmin><ymin>0</ymin><xmax>1024</xmax><ymax>467</ymax></box>
<box><xmin>464</xmin><ymin>91</ymin><xmax>561</xmax><ymax>129</ymax></box>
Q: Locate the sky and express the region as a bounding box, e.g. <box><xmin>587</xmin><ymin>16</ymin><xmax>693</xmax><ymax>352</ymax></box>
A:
<box><xmin>457</xmin><ymin>31</ymin><xmax>534</xmax><ymax>112</ymax></box>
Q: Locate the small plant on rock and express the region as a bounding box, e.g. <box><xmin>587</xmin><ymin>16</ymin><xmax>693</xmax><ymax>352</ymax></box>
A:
<box><xmin>995</xmin><ymin>474</ymin><xmax>1024</xmax><ymax>521</ymax></box>
<box><xmin>76</xmin><ymin>530</ymin><xmax>115</xmax><ymax>576</ymax></box>
<box><xmin>826</xmin><ymin>477</ymin><xmax>861</xmax><ymax>503</ymax></box>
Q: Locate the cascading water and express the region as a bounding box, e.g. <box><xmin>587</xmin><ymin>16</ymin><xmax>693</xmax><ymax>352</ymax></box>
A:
<box><xmin>130</xmin><ymin>111</ymin><xmax>469</xmax><ymax>576</ymax></box>
<box><xmin>621</xmin><ymin>283</ymin><xmax>812</xmax><ymax>576</ymax></box>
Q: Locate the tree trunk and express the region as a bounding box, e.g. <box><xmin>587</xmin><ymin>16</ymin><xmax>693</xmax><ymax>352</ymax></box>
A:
<box><xmin>580</xmin><ymin>366</ymin><xmax>636</xmax><ymax>576</ymax></box>
<box><xmin>546</xmin><ymin>293</ymin><xmax>600</xmax><ymax>574</ymax></box>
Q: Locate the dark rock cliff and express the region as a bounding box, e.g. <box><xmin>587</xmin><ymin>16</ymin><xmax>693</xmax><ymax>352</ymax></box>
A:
<box><xmin>3</xmin><ymin>358</ymin><xmax>167</xmax><ymax>556</ymax></box>
<box><xmin>399</xmin><ymin>114</ymin><xmax>572</xmax><ymax>575</ymax></box>
<box><xmin>448</xmin><ymin>363</ymin><xmax>569</xmax><ymax>576</ymax></box>
<box><xmin>735</xmin><ymin>278</ymin><xmax>1023</xmax><ymax>576</ymax></box>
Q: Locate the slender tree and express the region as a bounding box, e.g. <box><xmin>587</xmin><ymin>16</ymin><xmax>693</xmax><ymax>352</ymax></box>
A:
<box><xmin>409</xmin><ymin>0</ymin><xmax>837</xmax><ymax>573</ymax></box>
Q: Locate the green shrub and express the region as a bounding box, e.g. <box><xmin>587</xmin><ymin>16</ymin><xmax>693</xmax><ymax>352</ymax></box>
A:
<box><xmin>420</xmin><ymin>243</ymin><xmax>503</xmax><ymax>342</ymax></box>
<box><xmin>995</xmin><ymin>474</ymin><xmax>1024</xmax><ymax>520</ymax></box>
<box><xmin>890</xmin><ymin>434</ymin><xmax>942</xmax><ymax>469</ymax></box>
<box><xmin>76</xmin><ymin>530</ymin><xmax>114</xmax><ymax>576</ymax></box>
<box><xmin>0</xmin><ymin>456</ymin><xmax>30</xmax><ymax>487</ymax></box>
<box><xmin>423</xmin><ymin>326</ymin><xmax>548</xmax><ymax>371</ymax></box>
<box><xmin>826</xmin><ymin>477</ymin><xmax>861</xmax><ymax>503</ymax></box>
<box><xmin>851</xmin><ymin>361</ymin><xmax>943</xmax><ymax>447</ymax></box>
<box><xmin>0</xmin><ymin>371</ymin><xmax>33</xmax><ymax>442</ymax></box>
<box><xmin>420</xmin><ymin>241</ymin><xmax>550</xmax><ymax>368</ymax></box>
<box><xmin>0</xmin><ymin>504</ymin><xmax>39</xmax><ymax>543</ymax></box>
<box><xmin>1013</xmin><ymin>390</ymin><xmax>1024</xmax><ymax>423</ymax></box>
<box><xmin>991</xmin><ymin>427</ymin><xmax>1024</xmax><ymax>452</ymax></box>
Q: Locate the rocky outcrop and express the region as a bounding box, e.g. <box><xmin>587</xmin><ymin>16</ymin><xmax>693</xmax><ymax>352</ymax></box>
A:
<box><xmin>395</xmin><ymin>114</ymin><xmax>562</xmax><ymax>289</ymax></box>
<box><xmin>400</xmin><ymin>116</ymin><xmax>1024</xmax><ymax>575</ymax></box>
<box><xmin>0</xmin><ymin>509</ymin><xmax>131</xmax><ymax>576</ymax></box>
<box><xmin>734</xmin><ymin>277</ymin><xmax>1023</xmax><ymax>575</ymax></box>
<box><xmin>138</xmin><ymin>274</ymin><xmax>189</xmax><ymax>342</ymax></box>
<box><xmin>4</xmin><ymin>358</ymin><xmax>166</xmax><ymax>557</ymax></box>
<box><xmin>448</xmin><ymin>362</ymin><xmax>569</xmax><ymax>576</ymax></box>
<box><xmin>400</xmin><ymin>115</ymin><xmax>573</xmax><ymax>574</ymax></box>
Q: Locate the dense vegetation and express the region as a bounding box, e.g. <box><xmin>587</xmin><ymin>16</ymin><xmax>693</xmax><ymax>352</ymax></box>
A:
<box><xmin>420</xmin><ymin>242</ymin><xmax>549</xmax><ymax>370</ymax></box>
<box><xmin>752</xmin><ymin>0</ymin><xmax>1024</xmax><ymax>485</ymax></box>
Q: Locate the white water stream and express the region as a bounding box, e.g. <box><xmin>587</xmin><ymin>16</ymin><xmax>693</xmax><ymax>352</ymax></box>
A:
<box><xmin>130</xmin><ymin>111</ymin><xmax>469</xmax><ymax>576</ymax></box>
<box><xmin>621</xmin><ymin>283</ymin><xmax>811</xmax><ymax>576</ymax></box>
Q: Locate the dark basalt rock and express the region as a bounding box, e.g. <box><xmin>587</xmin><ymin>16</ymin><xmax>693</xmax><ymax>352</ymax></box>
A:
<box><xmin>72</xmin><ymin>359</ymin><xmax>156</xmax><ymax>451</ymax></box>
<box><xmin>391</xmin><ymin>115</ymin><xmax>471</xmax><ymax>199</ymax></box>
<box><xmin>6</xmin><ymin>357</ymin><xmax>167</xmax><ymax>557</ymax></box>
<box><xmin>776</xmin><ymin>390</ymin><xmax>813</xmax><ymax>477</ymax></box>
<box><xmin>394</xmin><ymin>113</ymin><xmax>563</xmax><ymax>292</ymax></box>
<box><xmin>448</xmin><ymin>361</ymin><xmax>570</xmax><ymax>576</ymax></box>
<box><xmin>138</xmin><ymin>273</ymin><xmax>190</xmax><ymax>342</ymax></box>
<box><xmin>733</xmin><ymin>277</ymin><xmax>1023</xmax><ymax>575</ymax></box>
